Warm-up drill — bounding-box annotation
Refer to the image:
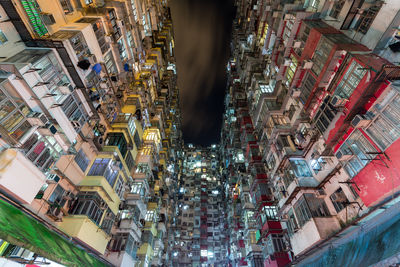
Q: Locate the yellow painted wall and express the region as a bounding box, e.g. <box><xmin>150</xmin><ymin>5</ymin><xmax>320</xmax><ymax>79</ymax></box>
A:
<box><xmin>59</xmin><ymin>216</ymin><xmax>110</xmax><ymax>254</ymax></box>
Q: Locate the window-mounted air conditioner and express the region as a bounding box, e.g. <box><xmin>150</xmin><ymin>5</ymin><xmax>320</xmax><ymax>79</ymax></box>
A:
<box><xmin>293</xmin><ymin>41</ymin><xmax>303</xmax><ymax>49</ymax></box>
<box><xmin>291</xmin><ymin>87</ymin><xmax>301</xmax><ymax>98</ymax></box>
<box><xmin>41</xmin><ymin>13</ymin><xmax>56</xmax><ymax>25</ymax></box>
<box><xmin>47</xmin><ymin>174</ymin><xmax>60</xmax><ymax>183</ymax></box>
<box><xmin>331</xmin><ymin>95</ymin><xmax>348</xmax><ymax>107</ymax></box>
<box><xmin>59</xmin><ymin>83</ymin><xmax>73</xmax><ymax>95</ymax></box>
<box><xmin>335</xmin><ymin>150</ymin><xmax>354</xmax><ymax>161</ymax></box>
<box><xmin>315</xmin><ymin>189</ymin><xmax>326</xmax><ymax>198</ymax></box>
<box><xmin>284</xmin><ymin>58</ymin><xmax>292</xmax><ymax>66</ymax></box>
<box><xmin>351</xmin><ymin>114</ymin><xmax>372</xmax><ymax>128</ymax></box>
<box><xmin>87</xmin><ymin>54</ymin><xmax>97</xmax><ymax>65</ymax></box>
<box><xmin>27</xmin><ymin>112</ymin><xmax>48</xmax><ymax>126</ymax></box>
<box><xmin>277</xmin><ymin>44</ymin><xmax>285</xmax><ymax>52</ymax></box>
<box><xmin>302</xmin><ymin>60</ymin><xmax>313</xmax><ymax>69</ymax></box>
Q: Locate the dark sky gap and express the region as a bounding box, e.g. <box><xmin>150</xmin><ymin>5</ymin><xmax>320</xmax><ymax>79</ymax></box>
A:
<box><xmin>170</xmin><ymin>0</ymin><xmax>235</xmax><ymax>146</ymax></box>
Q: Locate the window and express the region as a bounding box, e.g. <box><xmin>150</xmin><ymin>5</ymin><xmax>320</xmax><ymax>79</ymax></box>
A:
<box><xmin>48</xmin><ymin>185</ymin><xmax>66</xmax><ymax>207</ymax></box>
<box><xmin>62</xmin><ymin>93</ymin><xmax>88</xmax><ymax>130</ymax></box>
<box><xmin>286</xmin><ymin>208</ymin><xmax>298</xmax><ymax>236</ymax></box>
<box><xmin>59</xmin><ymin>0</ymin><xmax>73</xmax><ymax>14</ymax></box>
<box><xmin>311</xmin><ymin>39</ymin><xmax>333</xmax><ymax>77</ymax></box>
<box><xmin>267</xmin><ymin>234</ymin><xmax>286</xmax><ymax>254</ymax></box>
<box><xmin>282</xmin><ymin>167</ymin><xmax>296</xmax><ymax>188</ymax></box>
<box><xmin>283</xmin><ymin>18</ymin><xmax>294</xmax><ymax>45</ymax></box>
<box><xmin>0</xmin><ymin>30</ymin><xmax>7</xmax><ymax>45</ymax></box>
<box><xmin>260</xmin><ymin>206</ymin><xmax>278</xmax><ymax>224</ymax></box>
<box><xmin>105</xmin><ymin>133</ymin><xmax>128</xmax><ymax>157</ymax></box>
<box><xmin>335</xmin><ymin>60</ymin><xmax>366</xmax><ymax>99</ymax></box>
<box><xmin>289</xmin><ymin>159</ymin><xmax>312</xmax><ymax>177</ymax></box>
<box><xmin>310</xmin><ymin>157</ymin><xmax>327</xmax><ymax>174</ymax></box>
<box><xmin>141</xmin><ymin>231</ymin><xmax>154</xmax><ymax>246</ymax></box>
<box><xmin>285</xmin><ymin>55</ymin><xmax>298</xmax><ymax>86</ymax></box>
<box><xmin>101</xmin><ymin>209</ymin><xmax>115</xmax><ymax>234</ymax></box>
<box><xmin>70</xmin><ymin>192</ymin><xmax>105</xmax><ymax>225</ymax></box>
<box><xmin>330</xmin><ymin>187</ymin><xmax>348</xmax><ymax>213</ymax></box>
<box><xmin>108</xmin><ymin>9</ymin><xmax>121</xmax><ymax>40</ymax></box>
<box><xmin>314</xmin><ymin>96</ymin><xmax>337</xmax><ymax>134</ymax></box>
<box><xmin>145</xmin><ymin>210</ymin><xmax>155</xmax><ymax>222</ymax></box>
<box><xmin>117</xmin><ymin>39</ymin><xmax>127</xmax><ymax>61</ymax></box>
<box><xmin>355</xmin><ymin>2</ymin><xmax>382</xmax><ymax>34</ymax></box>
<box><xmin>130</xmin><ymin>182</ymin><xmax>144</xmax><ymax>196</ymax></box>
<box><xmin>293</xmin><ymin>197</ymin><xmax>312</xmax><ymax>227</ymax></box>
<box><xmin>329</xmin><ymin>0</ymin><xmax>345</xmax><ymax>18</ymax></box>
<box><xmin>21</xmin><ymin>133</ymin><xmax>60</xmax><ymax>172</ymax></box>
<box><xmin>114</xmin><ymin>176</ymin><xmax>125</xmax><ymax>199</ymax></box>
<box><xmin>266</xmin><ymin>154</ymin><xmax>276</xmax><ymax>171</ymax></box>
<box><xmin>366</xmin><ymin>94</ymin><xmax>400</xmax><ymax>150</ymax></box>
<box><xmin>287</xmin><ymin>104</ymin><xmax>296</xmax><ymax>120</ymax></box>
<box><xmin>104</xmin><ymin>51</ymin><xmax>117</xmax><ymax>75</ymax></box>
<box><xmin>299</xmin><ymin>73</ymin><xmax>316</xmax><ymax>104</ymax></box>
<box><xmin>339</xmin><ymin>130</ymin><xmax>376</xmax><ymax>178</ymax></box>
<box><xmin>88</xmin><ymin>158</ymin><xmax>110</xmax><ymax>176</ymax></box>
<box><xmin>125</xmin><ymin>152</ymin><xmax>135</xmax><ymax>171</ymax></box>
<box><xmin>74</xmin><ymin>149</ymin><xmax>89</xmax><ymax>172</ymax></box>
<box><xmin>304</xmin><ymin>0</ymin><xmax>320</xmax><ymax>11</ymax></box>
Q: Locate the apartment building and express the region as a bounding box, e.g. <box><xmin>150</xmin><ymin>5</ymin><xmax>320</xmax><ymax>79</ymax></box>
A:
<box><xmin>167</xmin><ymin>144</ymin><xmax>229</xmax><ymax>267</ymax></box>
<box><xmin>0</xmin><ymin>0</ymin><xmax>181</xmax><ymax>266</ymax></box>
<box><xmin>222</xmin><ymin>0</ymin><xmax>400</xmax><ymax>266</ymax></box>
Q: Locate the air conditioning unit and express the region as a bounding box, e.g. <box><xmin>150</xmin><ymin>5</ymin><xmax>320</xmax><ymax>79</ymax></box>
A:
<box><xmin>293</xmin><ymin>41</ymin><xmax>303</xmax><ymax>48</ymax></box>
<box><xmin>27</xmin><ymin>112</ymin><xmax>48</xmax><ymax>126</ymax></box>
<box><xmin>302</xmin><ymin>60</ymin><xmax>313</xmax><ymax>69</ymax></box>
<box><xmin>105</xmin><ymin>35</ymin><xmax>113</xmax><ymax>43</ymax></box>
<box><xmin>284</xmin><ymin>58</ymin><xmax>291</xmax><ymax>66</ymax></box>
<box><xmin>38</xmin><ymin>124</ymin><xmax>58</xmax><ymax>135</ymax></box>
<box><xmin>47</xmin><ymin>206</ymin><xmax>63</xmax><ymax>221</ymax></box>
<box><xmin>117</xmin><ymin>20</ymin><xmax>124</xmax><ymax>28</ymax></box>
<box><xmin>47</xmin><ymin>174</ymin><xmax>60</xmax><ymax>183</ymax></box>
<box><xmin>87</xmin><ymin>54</ymin><xmax>97</xmax><ymax>65</ymax></box>
<box><xmin>331</xmin><ymin>95</ymin><xmax>348</xmax><ymax>107</ymax></box>
<box><xmin>335</xmin><ymin>150</ymin><xmax>354</xmax><ymax>161</ymax></box>
<box><xmin>277</xmin><ymin>44</ymin><xmax>285</xmax><ymax>52</ymax></box>
<box><xmin>63</xmin><ymin>191</ymin><xmax>75</xmax><ymax>201</ymax></box>
<box><xmin>315</xmin><ymin>189</ymin><xmax>326</xmax><ymax>198</ymax></box>
<box><xmin>351</xmin><ymin>114</ymin><xmax>372</xmax><ymax>128</ymax></box>
<box><xmin>58</xmin><ymin>83</ymin><xmax>73</xmax><ymax>95</ymax></box>
<box><xmin>71</xmin><ymin>121</ymin><xmax>81</xmax><ymax>130</ymax></box>
<box><xmin>291</xmin><ymin>88</ymin><xmax>301</xmax><ymax>98</ymax></box>
<box><xmin>99</xmin><ymin>202</ymin><xmax>108</xmax><ymax>210</ymax></box>
<box><xmin>41</xmin><ymin>13</ymin><xmax>56</xmax><ymax>25</ymax></box>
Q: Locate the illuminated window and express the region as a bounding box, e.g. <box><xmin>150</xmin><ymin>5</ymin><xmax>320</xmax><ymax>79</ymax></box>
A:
<box><xmin>259</xmin><ymin>84</ymin><xmax>273</xmax><ymax>93</ymax></box>
<box><xmin>140</xmin><ymin>146</ymin><xmax>152</xmax><ymax>155</ymax></box>
<box><xmin>145</xmin><ymin>210</ymin><xmax>154</xmax><ymax>221</ymax></box>
<box><xmin>200</xmin><ymin>250</ymin><xmax>207</xmax><ymax>257</ymax></box>
<box><xmin>131</xmin><ymin>182</ymin><xmax>143</xmax><ymax>194</ymax></box>
<box><xmin>128</xmin><ymin>118</ymin><xmax>136</xmax><ymax>135</ymax></box>
<box><xmin>285</xmin><ymin>55</ymin><xmax>298</xmax><ymax>86</ymax></box>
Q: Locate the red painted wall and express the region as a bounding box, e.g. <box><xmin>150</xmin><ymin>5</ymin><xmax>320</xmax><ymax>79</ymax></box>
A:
<box><xmin>352</xmin><ymin>137</ymin><xmax>400</xmax><ymax>207</ymax></box>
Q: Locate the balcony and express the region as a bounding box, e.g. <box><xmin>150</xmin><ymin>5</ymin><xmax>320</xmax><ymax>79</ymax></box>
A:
<box><xmin>59</xmin><ymin>215</ymin><xmax>110</xmax><ymax>254</ymax></box>
<box><xmin>122</xmin><ymin>97</ymin><xmax>140</xmax><ymax>114</ymax></box>
<box><xmin>0</xmin><ymin>149</ymin><xmax>46</xmax><ymax>204</ymax></box>
<box><xmin>118</xmin><ymin>217</ymin><xmax>142</xmax><ymax>240</ymax></box>
<box><xmin>290</xmin><ymin>216</ymin><xmax>341</xmax><ymax>255</ymax></box>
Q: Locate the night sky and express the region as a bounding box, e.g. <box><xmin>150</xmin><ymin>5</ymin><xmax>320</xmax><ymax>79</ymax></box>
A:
<box><xmin>170</xmin><ymin>0</ymin><xmax>235</xmax><ymax>146</ymax></box>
